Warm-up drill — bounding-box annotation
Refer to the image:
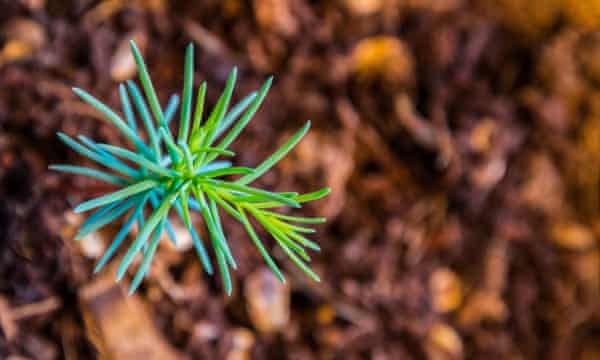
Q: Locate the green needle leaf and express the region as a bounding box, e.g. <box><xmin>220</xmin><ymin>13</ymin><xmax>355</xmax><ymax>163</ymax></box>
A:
<box><xmin>238</xmin><ymin>207</ymin><xmax>285</xmax><ymax>283</ymax></box>
<box><xmin>214</xmin><ymin>92</ymin><xmax>258</xmax><ymax>139</ymax></box>
<box><xmin>79</xmin><ymin>202</ymin><xmax>120</xmax><ymax>234</ymax></box>
<box><xmin>192</xmin><ymin>81</ymin><xmax>207</xmax><ymax>132</ymax></box>
<box><xmin>207</xmin><ymin>76</ymin><xmax>272</xmax><ymax>164</ymax></box>
<box><xmin>126</xmin><ymin>81</ymin><xmax>160</xmax><ymax>158</ymax></box>
<box><xmin>72</xmin><ymin>87</ymin><xmax>151</xmax><ymax>156</ymax></box>
<box><xmin>179</xmin><ymin>187</ymin><xmax>192</xmax><ymax>229</ymax></box>
<box><xmin>282</xmin><ymin>223</ymin><xmax>316</xmax><ymax>234</ymax></box>
<box><xmin>195</xmin><ymin>166</ymin><xmax>253</xmax><ymax>179</ymax></box>
<box><xmin>195</xmin><ymin>147</ymin><xmax>235</xmax><ymax>157</ymax></box>
<box><xmin>100</xmin><ymin>144</ymin><xmax>178</xmax><ymax>178</ymax></box>
<box><xmin>190</xmin><ymin>229</ymin><xmax>213</xmax><ymax>275</ymax></box>
<box><xmin>192</xmin><ymin>185</ymin><xmax>236</xmax><ymax>268</ymax></box>
<box><xmin>253</xmin><ymin>210</ymin><xmax>311</xmax><ymax>261</ymax></box>
<box><xmin>74</xmin><ymin>180</ymin><xmax>157</xmax><ymax>213</ymax></box>
<box><xmin>117</xmin><ymin>185</ymin><xmax>186</xmax><ymax>281</ymax></box>
<box><xmin>179</xmin><ymin>43</ymin><xmax>194</xmax><ymax>143</ymax></box>
<box><xmin>94</xmin><ymin>194</ymin><xmax>149</xmax><ymax>273</ymax></box>
<box><xmin>129</xmin><ymin>219</ymin><xmax>165</xmax><ymax>294</ymax></box>
<box><xmin>179</xmin><ymin>142</ymin><xmax>195</xmax><ymax>174</ymax></box>
<box><xmin>119</xmin><ymin>84</ymin><xmax>136</xmax><ymax>131</ymax></box>
<box><xmin>264</xmin><ymin>212</ymin><xmax>327</xmax><ymax>224</ymax></box>
<box><xmin>215</xmin><ymin>245</ymin><xmax>232</xmax><ymax>295</ymax></box>
<box><xmin>295</xmin><ymin>187</ymin><xmax>331</xmax><ymax>203</ymax></box>
<box><xmin>163</xmin><ymin>94</ymin><xmax>180</xmax><ymax>125</ymax></box>
<box><xmin>194</xmin><ymin>161</ymin><xmax>232</xmax><ymax>175</ymax></box>
<box><xmin>76</xmin><ymin>196</ymin><xmax>140</xmax><ymax>239</ymax></box>
<box><xmin>250</xmin><ymin>208</ymin><xmax>318</xmax><ymax>280</ymax></box>
<box><xmin>130</xmin><ymin>40</ymin><xmax>165</xmax><ymax>127</ymax></box>
<box><xmin>286</xmin><ymin>230</ymin><xmax>321</xmax><ymax>252</ymax></box>
<box><xmin>49</xmin><ymin>164</ymin><xmax>127</xmax><ymax>186</ymax></box>
<box><xmin>279</xmin><ymin>240</ymin><xmax>321</xmax><ymax>282</ymax></box>
<box><xmin>237</xmin><ymin>121</ymin><xmax>311</xmax><ymax>185</ymax></box>
<box><xmin>56</xmin><ymin>132</ymin><xmax>137</xmax><ymax>178</ymax></box>
<box><xmin>204</xmin><ymin>179</ymin><xmax>300</xmax><ymax>208</ymax></box>
<box><xmin>209</xmin><ymin>198</ymin><xmax>237</xmax><ymax>269</ymax></box>
<box><xmin>204</xmin><ymin>188</ymin><xmax>243</xmax><ymax>222</ymax></box>
<box><xmin>159</xmin><ymin>127</ymin><xmax>182</xmax><ymax>164</ymax></box>
<box><xmin>203</xmin><ymin>67</ymin><xmax>237</xmax><ymax>146</ymax></box>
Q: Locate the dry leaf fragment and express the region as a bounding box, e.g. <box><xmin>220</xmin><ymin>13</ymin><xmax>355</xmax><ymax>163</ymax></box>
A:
<box><xmin>550</xmin><ymin>222</ymin><xmax>596</xmax><ymax>251</ymax></box>
<box><xmin>351</xmin><ymin>36</ymin><xmax>414</xmax><ymax>87</ymax></box>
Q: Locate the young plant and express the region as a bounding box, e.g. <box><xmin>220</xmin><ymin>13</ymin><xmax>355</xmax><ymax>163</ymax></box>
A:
<box><xmin>51</xmin><ymin>41</ymin><xmax>329</xmax><ymax>295</ymax></box>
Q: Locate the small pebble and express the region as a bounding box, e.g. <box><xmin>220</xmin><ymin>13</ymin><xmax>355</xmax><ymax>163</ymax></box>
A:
<box><xmin>110</xmin><ymin>34</ymin><xmax>147</xmax><ymax>82</ymax></box>
<box><xmin>244</xmin><ymin>268</ymin><xmax>290</xmax><ymax>334</ymax></box>
<box><xmin>80</xmin><ymin>232</ymin><xmax>106</xmax><ymax>259</ymax></box>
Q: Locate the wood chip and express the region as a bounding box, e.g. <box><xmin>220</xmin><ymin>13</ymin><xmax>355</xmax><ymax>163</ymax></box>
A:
<box><xmin>79</xmin><ymin>275</ymin><xmax>182</xmax><ymax>359</ymax></box>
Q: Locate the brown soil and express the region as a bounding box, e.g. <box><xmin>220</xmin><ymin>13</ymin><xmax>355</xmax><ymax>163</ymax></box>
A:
<box><xmin>1</xmin><ymin>1</ymin><xmax>600</xmax><ymax>359</ymax></box>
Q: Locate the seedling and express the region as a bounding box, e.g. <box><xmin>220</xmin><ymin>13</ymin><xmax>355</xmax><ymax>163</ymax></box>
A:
<box><xmin>51</xmin><ymin>41</ymin><xmax>329</xmax><ymax>295</ymax></box>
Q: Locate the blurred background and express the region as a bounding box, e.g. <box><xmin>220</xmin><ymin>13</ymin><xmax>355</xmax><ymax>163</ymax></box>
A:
<box><xmin>1</xmin><ymin>0</ymin><xmax>600</xmax><ymax>359</ymax></box>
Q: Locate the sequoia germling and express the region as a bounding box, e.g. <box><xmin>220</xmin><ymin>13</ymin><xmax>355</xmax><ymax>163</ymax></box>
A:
<box><xmin>50</xmin><ymin>40</ymin><xmax>329</xmax><ymax>295</ymax></box>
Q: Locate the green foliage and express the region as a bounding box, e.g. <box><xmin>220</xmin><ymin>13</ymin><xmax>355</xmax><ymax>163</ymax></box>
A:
<box><xmin>51</xmin><ymin>41</ymin><xmax>329</xmax><ymax>295</ymax></box>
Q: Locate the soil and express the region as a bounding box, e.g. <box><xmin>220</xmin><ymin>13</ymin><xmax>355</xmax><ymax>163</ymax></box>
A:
<box><xmin>1</xmin><ymin>0</ymin><xmax>600</xmax><ymax>359</ymax></box>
